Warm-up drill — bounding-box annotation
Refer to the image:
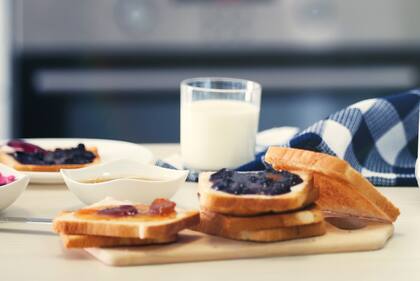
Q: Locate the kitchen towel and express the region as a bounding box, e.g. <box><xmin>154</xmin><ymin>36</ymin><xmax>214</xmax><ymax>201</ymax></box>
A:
<box><xmin>158</xmin><ymin>89</ymin><xmax>420</xmax><ymax>186</ymax></box>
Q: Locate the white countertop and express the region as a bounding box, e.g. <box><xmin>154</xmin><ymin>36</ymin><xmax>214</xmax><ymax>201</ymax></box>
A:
<box><xmin>0</xmin><ymin>144</ymin><xmax>419</xmax><ymax>281</ymax></box>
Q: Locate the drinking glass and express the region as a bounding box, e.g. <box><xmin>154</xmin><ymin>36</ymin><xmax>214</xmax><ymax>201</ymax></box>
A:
<box><xmin>180</xmin><ymin>77</ymin><xmax>261</xmax><ymax>171</ymax></box>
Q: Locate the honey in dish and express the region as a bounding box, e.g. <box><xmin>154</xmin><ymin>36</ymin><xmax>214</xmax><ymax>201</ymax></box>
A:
<box><xmin>81</xmin><ymin>176</ymin><xmax>160</xmax><ymax>184</ymax></box>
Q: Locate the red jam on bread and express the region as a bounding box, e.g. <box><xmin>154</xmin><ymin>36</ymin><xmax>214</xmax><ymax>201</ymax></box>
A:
<box><xmin>74</xmin><ymin>198</ymin><xmax>177</xmax><ymax>221</ymax></box>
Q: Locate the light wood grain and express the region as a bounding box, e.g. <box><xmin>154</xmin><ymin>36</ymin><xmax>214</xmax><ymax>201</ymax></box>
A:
<box><xmin>86</xmin><ymin>223</ymin><xmax>394</xmax><ymax>266</ymax></box>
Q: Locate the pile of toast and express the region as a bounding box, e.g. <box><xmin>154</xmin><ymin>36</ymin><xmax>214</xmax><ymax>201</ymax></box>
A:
<box><xmin>53</xmin><ymin>198</ymin><xmax>199</xmax><ymax>248</ymax></box>
<box><xmin>193</xmin><ymin>170</ymin><xmax>327</xmax><ymax>242</ymax></box>
<box><xmin>192</xmin><ymin>146</ymin><xmax>400</xmax><ymax>241</ymax></box>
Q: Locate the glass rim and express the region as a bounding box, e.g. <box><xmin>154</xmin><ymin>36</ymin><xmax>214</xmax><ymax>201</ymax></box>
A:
<box><xmin>180</xmin><ymin>77</ymin><xmax>261</xmax><ymax>94</ymax></box>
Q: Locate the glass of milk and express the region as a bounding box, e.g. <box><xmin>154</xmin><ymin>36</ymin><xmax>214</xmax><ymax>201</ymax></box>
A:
<box><xmin>180</xmin><ymin>77</ymin><xmax>261</xmax><ymax>171</ymax></box>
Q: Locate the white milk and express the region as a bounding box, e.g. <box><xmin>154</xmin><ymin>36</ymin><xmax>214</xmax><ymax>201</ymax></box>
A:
<box><xmin>181</xmin><ymin>99</ymin><xmax>260</xmax><ymax>171</ymax></box>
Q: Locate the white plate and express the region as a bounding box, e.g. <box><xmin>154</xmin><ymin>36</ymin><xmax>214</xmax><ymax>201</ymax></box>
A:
<box><xmin>2</xmin><ymin>138</ymin><xmax>154</xmax><ymax>184</ymax></box>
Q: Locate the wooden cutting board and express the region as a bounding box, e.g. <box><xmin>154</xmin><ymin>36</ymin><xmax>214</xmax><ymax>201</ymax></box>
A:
<box><xmin>85</xmin><ymin>223</ymin><xmax>394</xmax><ymax>266</ymax></box>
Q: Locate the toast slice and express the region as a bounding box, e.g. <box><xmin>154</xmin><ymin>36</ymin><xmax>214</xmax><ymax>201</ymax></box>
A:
<box><xmin>193</xmin><ymin>216</ymin><xmax>326</xmax><ymax>242</ymax></box>
<box><xmin>59</xmin><ymin>233</ymin><xmax>177</xmax><ymax>249</ymax></box>
<box><xmin>0</xmin><ymin>146</ymin><xmax>100</xmax><ymax>172</ymax></box>
<box><xmin>264</xmin><ymin>147</ymin><xmax>400</xmax><ymax>222</ymax></box>
<box><xmin>53</xmin><ymin>199</ymin><xmax>200</xmax><ymax>239</ymax></box>
<box><xmin>198</xmin><ymin>170</ymin><xmax>318</xmax><ymax>216</ymax></box>
<box><xmin>191</xmin><ymin>205</ymin><xmax>323</xmax><ymax>233</ymax></box>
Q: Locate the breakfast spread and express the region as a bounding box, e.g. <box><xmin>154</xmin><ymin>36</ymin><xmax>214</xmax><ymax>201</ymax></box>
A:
<box><xmin>26</xmin><ymin>143</ymin><xmax>401</xmax><ymax>260</ymax></box>
<box><xmin>264</xmin><ymin>147</ymin><xmax>400</xmax><ymax>223</ymax></box>
<box><xmin>0</xmin><ymin>172</ymin><xmax>16</xmax><ymax>186</ymax></box>
<box><xmin>52</xmin><ymin>198</ymin><xmax>199</xmax><ymax>248</ymax></box>
<box><xmin>0</xmin><ymin>140</ymin><xmax>100</xmax><ymax>172</ymax></box>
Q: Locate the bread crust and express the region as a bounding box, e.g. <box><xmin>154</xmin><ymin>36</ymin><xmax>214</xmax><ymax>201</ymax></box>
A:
<box><xmin>198</xmin><ymin>170</ymin><xmax>318</xmax><ymax>216</ymax></box>
<box><xmin>0</xmin><ymin>146</ymin><xmax>100</xmax><ymax>172</ymax></box>
<box><xmin>53</xmin><ymin>210</ymin><xmax>200</xmax><ymax>239</ymax></box>
<box><xmin>235</xmin><ymin>222</ymin><xmax>326</xmax><ymax>242</ymax></box>
<box><xmin>265</xmin><ymin>147</ymin><xmax>400</xmax><ymax>222</ymax></box>
<box><xmin>193</xmin><ymin>218</ymin><xmax>326</xmax><ymax>242</ymax></box>
<box><xmin>191</xmin><ymin>205</ymin><xmax>323</xmax><ymax>233</ymax></box>
<box><xmin>60</xmin><ymin>233</ymin><xmax>177</xmax><ymax>249</ymax></box>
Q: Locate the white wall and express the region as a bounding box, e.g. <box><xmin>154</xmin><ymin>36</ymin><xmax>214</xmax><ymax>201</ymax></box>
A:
<box><xmin>0</xmin><ymin>0</ymin><xmax>10</xmax><ymax>139</ymax></box>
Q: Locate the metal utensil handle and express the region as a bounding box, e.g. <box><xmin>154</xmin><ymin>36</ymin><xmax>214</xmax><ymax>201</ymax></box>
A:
<box><xmin>0</xmin><ymin>217</ymin><xmax>52</xmax><ymax>224</ymax></box>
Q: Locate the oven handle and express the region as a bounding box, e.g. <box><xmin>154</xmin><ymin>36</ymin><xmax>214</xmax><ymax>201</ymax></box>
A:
<box><xmin>34</xmin><ymin>66</ymin><xmax>417</xmax><ymax>94</ymax></box>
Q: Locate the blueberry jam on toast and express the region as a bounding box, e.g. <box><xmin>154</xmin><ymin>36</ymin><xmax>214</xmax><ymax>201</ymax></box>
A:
<box><xmin>209</xmin><ymin>168</ymin><xmax>303</xmax><ymax>196</ymax></box>
<box><xmin>7</xmin><ymin>140</ymin><xmax>96</xmax><ymax>166</ymax></box>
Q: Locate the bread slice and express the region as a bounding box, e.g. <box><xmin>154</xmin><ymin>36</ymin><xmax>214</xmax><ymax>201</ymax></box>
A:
<box><xmin>59</xmin><ymin>233</ymin><xmax>177</xmax><ymax>249</ymax></box>
<box><xmin>193</xmin><ymin>217</ymin><xmax>326</xmax><ymax>242</ymax></box>
<box><xmin>264</xmin><ymin>147</ymin><xmax>400</xmax><ymax>222</ymax></box>
<box><xmin>192</xmin><ymin>205</ymin><xmax>323</xmax><ymax>233</ymax></box>
<box><xmin>0</xmin><ymin>146</ymin><xmax>100</xmax><ymax>172</ymax></box>
<box><xmin>198</xmin><ymin>170</ymin><xmax>318</xmax><ymax>216</ymax></box>
<box><xmin>53</xmin><ymin>202</ymin><xmax>200</xmax><ymax>239</ymax></box>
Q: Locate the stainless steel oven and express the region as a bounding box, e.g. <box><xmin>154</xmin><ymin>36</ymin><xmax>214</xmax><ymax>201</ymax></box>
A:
<box><xmin>11</xmin><ymin>0</ymin><xmax>420</xmax><ymax>142</ymax></box>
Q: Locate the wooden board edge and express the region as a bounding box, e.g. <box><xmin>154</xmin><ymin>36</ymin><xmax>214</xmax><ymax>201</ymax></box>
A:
<box><xmin>84</xmin><ymin>223</ymin><xmax>395</xmax><ymax>266</ymax></box>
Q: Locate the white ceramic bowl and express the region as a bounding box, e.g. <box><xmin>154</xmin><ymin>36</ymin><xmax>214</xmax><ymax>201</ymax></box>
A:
<box><xmin>0</xmin><ymin>164</ymin><xmax>30</xmax><ymax>212</ymax></box>
<box><xmin>61</xmin><ymin>159</ymin><xmax>189</xmax><ymax>205</ymax></box>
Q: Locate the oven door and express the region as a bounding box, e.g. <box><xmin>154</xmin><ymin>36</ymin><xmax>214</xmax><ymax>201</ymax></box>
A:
<box><xmin>14</xmin><ymin>52</ymin><xmax>418</xmax><ymax>142</ymax></box>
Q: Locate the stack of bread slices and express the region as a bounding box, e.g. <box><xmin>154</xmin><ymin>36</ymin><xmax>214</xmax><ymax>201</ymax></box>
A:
<box><xmin>53</xmin><ymin>198</ymin><xmax>199</xmax><ymax>248</ymax></box>
<box><xmin>194</xmin><ymin>170</ymin><xmax>327</xmax><ymax>242</ymax></box>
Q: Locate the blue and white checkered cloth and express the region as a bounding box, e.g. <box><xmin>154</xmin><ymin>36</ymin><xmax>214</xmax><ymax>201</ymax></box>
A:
<box><xmin>238</xmin><ymin>89</ymin><xmax>420</xmax><ymax>186</ymax></box>
<box><xmin>158</xmin><ymin>89</ymin><xmax>420</xmax><ymax>186</ymax></box>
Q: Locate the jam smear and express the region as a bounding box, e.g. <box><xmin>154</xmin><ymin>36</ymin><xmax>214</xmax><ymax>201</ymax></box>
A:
<box><xmin>97</xmin><ymin>205</ymin><xmax>139</xmax><ymax>217</ymax></box>
<box><xmin>7</xmin><ymin>140</ymin><xmax>96</xmax><ymax>165</ymax></box>
<box><xmin>7</xmin><ymin>140</ymin><xmax>45</xmax><ymax>153</ymax></box>
<box><xmin>209</xmin><ymin>168</ymin><xmax>303</xmax><ymax>196</ymax></box>
<box><xmin>75</xmin><ymin>198</ymin><xmax>177</xmax><ymax>221</ymax></box>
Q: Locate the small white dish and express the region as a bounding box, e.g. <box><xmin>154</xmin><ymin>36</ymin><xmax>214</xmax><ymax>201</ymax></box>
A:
<box><xmin>61</xmin><ymin>159</ymin><xmax>189</xmax><ymax>205</ymax></box>
<box><xmin>0</xmin><ymin>164</ymin><xmax>30</xmax><ymax>212</ymax></box>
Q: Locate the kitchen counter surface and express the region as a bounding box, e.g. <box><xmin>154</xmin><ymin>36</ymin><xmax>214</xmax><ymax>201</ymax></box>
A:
<box><xmin>0</xmin><ymin>144</ymin><xmax>418</xmax><ymax>281</ymax></box>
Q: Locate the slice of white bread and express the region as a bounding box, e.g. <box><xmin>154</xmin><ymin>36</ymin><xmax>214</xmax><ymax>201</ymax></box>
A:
<box><xmin>53</xmin><ymin>199</ymin><xmax>200</xmax><ymax>239</ymax></box>
<box><xmin>0</xmin><ymin>146</ymin><xmax>100</xmax><ymax>172</ymax></box>
<box><xmin>264</xmin><ymin>147</ymin><xmax>400</xmax><ymax>222</ymax></box>
<box><xmin>193</xmin><ymin>216</ymin><xmax>326</xmax><ymax>242</ymax></box>
<box><xmin>59</xmin><ymin>233</ymin><xmax>177</xmax><ymax>249</ymax></box>
<box><xmin>191</xmin><ymin>205</ymin><xmax>323</xmax><ymax>233</ymax></box>
<box><xmin>198</xmin><ymin>170</ymin><xmax>318</xmax><ymax>216</ymax></box>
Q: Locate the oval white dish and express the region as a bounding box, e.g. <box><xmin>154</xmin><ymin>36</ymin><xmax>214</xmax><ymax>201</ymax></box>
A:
<box><xmin>61</xmin><ymin>159</ymin><xmax>189</xmax><ymax>205</ymax></box>
<box><xmin>0</xmin><ymin>164</ymin><xmax>30</xmax><ymax>212</ymax></box>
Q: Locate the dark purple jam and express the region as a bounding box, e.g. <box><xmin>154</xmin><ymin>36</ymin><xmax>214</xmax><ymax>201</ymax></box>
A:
<box><xmin>97</xmin><ymin>205</ymin><xmax>139</xmax><ymax>217</ymax></box>
<box><xmin>7</xmin><ymin>140</ymin><xmax>45</xmax><ymax>153</ymax></box>
<box><xmin>209</xmin><ymin>168</ymin><xmax>303</xmax><ymax>196</ymax></box>
<box><xmin>8</xmin><ymin>140</ymin><xmax>96</xmax><ymax>165</ymax></box>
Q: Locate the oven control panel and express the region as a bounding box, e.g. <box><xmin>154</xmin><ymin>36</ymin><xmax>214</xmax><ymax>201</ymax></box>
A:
<box><xmin>13</xmin><ymin>0</ymin><xmax>420</xmax><ymax>52</ymax></box>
